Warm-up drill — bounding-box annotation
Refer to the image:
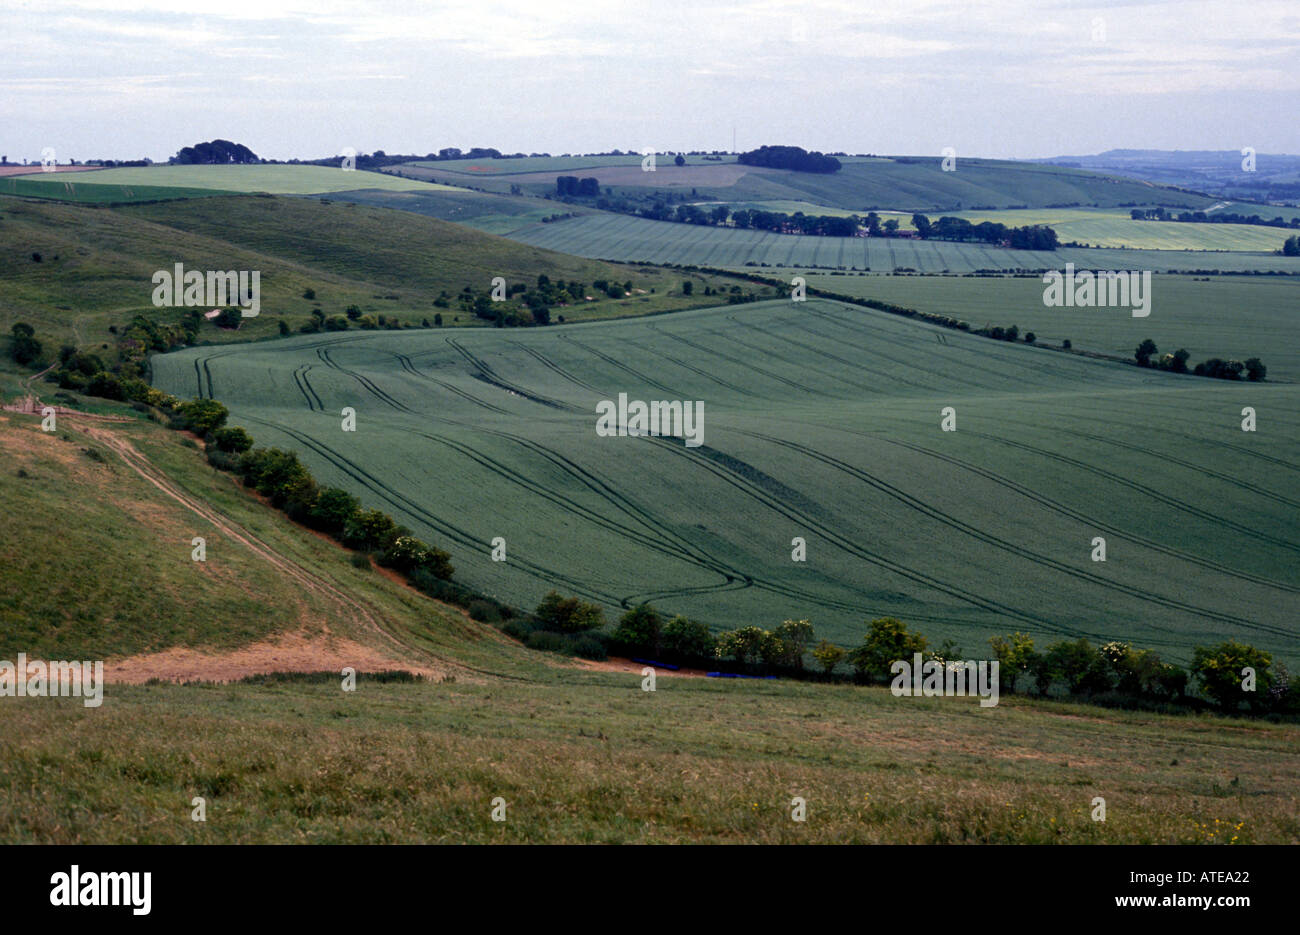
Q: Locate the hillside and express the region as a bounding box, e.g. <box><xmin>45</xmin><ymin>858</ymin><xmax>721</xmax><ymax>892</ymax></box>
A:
<box><xmin>392</xmin><ymin>155</ymin><xmax>1214</xmax><ymax>212</ymax></box>
<box><xmin>0</xmin><ymin>194</ymin><xmax>747</xmax><ymax>354</ymax></box>
<box><xmin>0</xmin><ymin>405</ymin><xmax>530</xmax><ymax>679</ymax></box>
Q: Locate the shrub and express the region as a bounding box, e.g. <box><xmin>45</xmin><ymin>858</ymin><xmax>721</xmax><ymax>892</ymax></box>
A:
<box><xmin>770</xmin><ymin>618</ymin><xmax>815</xmax><ymax>669</ymax></box>
<box><xmin>468</xmin><ymin>600</ymin><xmax>502</xmax><ymax>624</ymax></box>
<box><xmin>570</xmin><ymin>633</ymin><xmax>608</xmax><ymax>661</ymax></box>
<box><xmin>1191</xmin><ymin>640</ymin><xmax>1273</xmax><ymax>712</ymax></box>
<box><xmin>86</xmin><ymin>371</ymin><xmax>125</xmax><ymax>401</ymax></box>
<box><xmin>350</xmin><ymin>551</ymin><xmax>372</xmax><ymax>569</ymax></box>
<box><xmin>177</xmin><ymin>398</ymin><xmax>229</xmax><ymax>436</ymax></box>
<box><xmin>308</xmin><ymin>487</ymin><xmax>360</xmax><ymax>536</ymax></box>
<box><xmin>611</xmin><ymin>603</ymin><xmax>662</xmax><ymax>654</ymax></box>
<box><xmin>526</xmin><ymin>630</ymin><xmax>569</xmax><ymax>653</ymax></box>
<box><xmin>1023</xmin><ymin>331</ymin><xmax>1036</xmax><ymax>343</ymax></box>
<box><xmin>212</xmin><ymin>426</ymin><xmax>254</xmax><ymax>453</ymax></box>
<box><xmin>716</xmin><ymin>626</ymin><xmax>768</xmax><ymax>666</ymax></box>
<box><xmin>661</xmin><ymin>616</ymin><xmax>715</xmax><ymax>661</ymax></box>
<box><xmin>848</xmin><ymin>617</ymin><xmax>928</xmax><ymax>681</ymax></box>
<box><xmin>533</xmin><ymin>591</ymin><xmax>605</xmax><ymax>633</ymax></box>
<box><xmin>501</xmin><ymin>618</ymin><xmax>534</xmax><ymax>642</ymax></box>
<box><xmin>811</xmin><ymin>639</ymin><xmax>845</xmax><ymax>675</ymax></box>
<box><xmin>988</xmin><ymin>632</ymin><xmax>1037</xmax><ymax>693</ymax></box>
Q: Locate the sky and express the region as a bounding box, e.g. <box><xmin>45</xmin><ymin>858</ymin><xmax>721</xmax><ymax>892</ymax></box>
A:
<box><xmin>3</xmin><ymin>0</ymin><xmax>1297</xmax><ymax>164</ymax></box>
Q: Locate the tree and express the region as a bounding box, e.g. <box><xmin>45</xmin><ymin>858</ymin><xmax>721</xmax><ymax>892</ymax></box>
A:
<box><xmin>848</xmin><ymin>617</ymin><xmax>928</xmax><ymax>681</ymax></box>
<box><xmin>533</xmin><ymin>591</ymin><xmax>605</xmax><ymax>633</ymax></box>
<box><xmin>674</xmin><ymin>154</ymin><xmax>685</xmax><ymax>167</ymax></box>
<box><xmin>662</xmin><ymin>615</ymin><xmax>715</xmax><ymax>661</ymax></box>
<box><xmin>212</xmin><ymin>426</ymin><xmax>254</xmax><ymax>453</ymax></box>
<box><xmin>1023</xmin><ymin>332</ymin><xmax>1036</xmax><ymax>343</ymax></box>
<box><xmin>341</xmin><ymin>507</ymin><xmax>402</xmax><ymax>553</ymax></box>
<box><xmin>770</xmin><ymin>618</ymin><xmax>815</xmax><ymax>669</ymax></box>
<box><xmin>308</xmin><ymin>487</ymin><xmax>360</xmax><ymax>535</ymax></box>
<box><xmin>9</xmin><ymin>322</ymin><xmax>41</xmax><ymax>366</ymax></box>
<box><xmin>1135</xmin><ymin>338</ymin><xmax>1158</xmax><ymax>367</ymax></box>
<box><xmin>1191</xmin><ymin>640</ymin><xmax>1273</xmax><ymax>712</ymax></box>
<box><xmin>1283</xmin><ymin>235</ymin><xmax>1300</xmax><ymax>257</ymax></box>
<box><xmin>988</xmin><ymin>632</ymin><xmax>1037</xmax><ymax>694</ymax></box>
<box><xmin>681</xmin><ymin>281</ymin><xmax>693</xmax><ymax>296</ymax></box>
<box><xmin>177</xmin><ymin>398</ymin><xmax>229</xmax><ymax>435</ymax></box>
<box><xmin>1245</xmin><ymin>358</ymin><xmax>1267</xmax><ymax>381</ymax></box>
<box><xmin>1038</xmin><ymin>639</ymin><xmax>1111</xmax><ymax>696</ymax></box>
<box><xmin>811</xmin><ymin>639</ymin><xmax>846</xmax><ymax>676</ymax></box>
<box><xmin>611</xmin><ymin>603</ymin><xmax>663</xmax><ymax>655</ymax></box>
<box><xmin>716</xmin><ymin>626</ymin><xmax>768</xmax><ymax>667</ymax></box>
<box><xmin>345</xmin><ymin>305</ymin><xmax>362</xmax><ymax>320</ymax></box>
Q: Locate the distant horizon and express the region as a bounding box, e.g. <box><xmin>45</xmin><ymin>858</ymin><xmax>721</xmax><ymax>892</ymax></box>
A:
<box><xmin>6</xmin><ymin>146</ymin><xmax>1299</xmax><ymax>167</ymax></box>
<box><xmin>4</xmin><ymin>0</ymin><xmax>1296</xmax><ymax>165</ymax></box>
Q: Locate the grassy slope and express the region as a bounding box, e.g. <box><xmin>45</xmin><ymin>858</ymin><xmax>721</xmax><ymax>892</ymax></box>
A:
<box><xmin>2</xmin><ymin>672</ymin><xmax>1297</xmax><ymax>843</ymax></box>
<box><xmin>0</xmin><ymin>407</ymin><xmax>528</xmax><ymax>671</ymax></box>
<box><xmin>8</xmin><ymin>164</ymin><xmax>462</xmax><ymax>196</ymax></box>
<box><xmin>0</xmin><ymin>194</ymin><xmax>751</xmax><ymax>355</ymax></box>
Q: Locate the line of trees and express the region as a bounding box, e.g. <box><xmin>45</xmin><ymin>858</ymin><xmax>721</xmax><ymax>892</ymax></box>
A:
<box><xmin>519</xmin><ymin>602</ymin><xmax>1294</xmax><ymax>717</ymax></box>
<box><xmin>1131</xmin><ymin>207</ymin><xmax>1300</xmax><ymax>230</ymax></box>
<box><xmin>1134</xmin><ymin>338</ymin><xmax>1266</xmax><ymax>380</ymax></box>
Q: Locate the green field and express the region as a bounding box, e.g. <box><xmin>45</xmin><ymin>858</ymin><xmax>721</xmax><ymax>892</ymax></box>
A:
<box><xmin>7</xmin><ymin>164</ymin><xmax>461</xmax><ymax>198</ymax></box>
<box><xmin>501</xmin><ymin>211</ymin><xmax>1300</xmax><ymax>273</ymax></box>
<box><xmin>151</xmin><ymin>298</ymin><xmax>1300</xmax><ymax>668</ymax></box>
<box><xmin>309</xmin><ymin>187</ymin><xmax>594</xmax><ymax>235</ymax></box>
<box><xmin>398</xmin><ymin>155</ymin><xmax>1214</xmax><ymax>211</ymax></box>
<box><xmin>795</xmin><ymin>273</ymin><xmax>1300</xmax><ymax>380</ymax></box>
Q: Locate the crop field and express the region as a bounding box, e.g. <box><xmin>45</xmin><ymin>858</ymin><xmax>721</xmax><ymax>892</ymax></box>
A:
<box><xmin>502</xmin><ymin>211</ymin><xmax>1300</xmax><ymax>272</ymax></box>
<box><xmin>409</xmin><ymin>154</ymin><xmax>651</xmax><ymax>175</ymax></box>
<box><xmin>796</xmin><ymin>273</ymin><xmax>1300</xmax><ymax>380</ymax></box>
<box><xmin>151</xmin><ymin>298</ymin><xmax>1300</xmax><ymax>668</ymax></box>
<box><xmin>1</xmin><ymin>176</ymin><xmax>241</xmax><ymax>204</ymax></box>
<box><xmin>6</xmin><ymin>164</ymin><xmax>461</xmax><ymax>198</ymax></box>
<box><xmin>312</xmin><ymin>187</ymin><xmax>593</xmax><ymax>235</ymax></box>
<box><xmin>398</xmin><ymin>155</ymin><xmax>1214</xmax><ymax>211</ymax></box>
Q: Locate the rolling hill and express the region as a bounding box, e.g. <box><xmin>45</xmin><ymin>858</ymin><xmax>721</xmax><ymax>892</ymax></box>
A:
<box><xmin>150</xmin><ymin>298</ymin><xmax>1300</xmax><ymax>668</ymax></box>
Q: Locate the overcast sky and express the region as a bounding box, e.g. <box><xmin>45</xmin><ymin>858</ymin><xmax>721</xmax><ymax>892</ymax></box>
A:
<box><xmin>4</xmin><ymin>0</ymin><xmax>1297</xmax><ymax>163</ymax></box>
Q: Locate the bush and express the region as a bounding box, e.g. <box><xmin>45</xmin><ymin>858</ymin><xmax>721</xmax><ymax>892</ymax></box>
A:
<box><xmin>848</xmin><ymin>617</ymin><xmax>928</xmax><ymax>681</ymax></box>
<box><xmin>501</xmin><ymin>618</ymin><xmax>535</xmax><ymax>642</ymax></box>
<box><xmin>526</xmin><ymin>630</ymin><xmax>570</xmax><ymax>653</ymax></box>
<box><xmin>716</xmin><ymin>626</ymin><xmax>768</xmax><ymax>667</ymax></box>
<box><xmin>212</xmin><ymin>426</ymin><xmax>254</xmax><ymax>453</ymax></box>
<box><xmin>811</xmin><ymin>639</ymin><xmax>845</xmax><ymax>675</ymax></box>
<box><xmin>1192</xmin><ymin>640</ymin><xmax>1273</xmax><ymax>712</ymax></box>
<box><xmin>350</xmin><ymin>551</ymin><xmax>372</xmax><ymax>569</ymax></box>
<box><xmin>177</xmin><ymin>398</ymin><xmax>229</xmax><ymax>435</ymax></box>
<box><xmin>570</xmin><ymin>633</ymin><xmax>608</xmax><ymax>661</ymax></box>
<box><xmin>468</xmin><ymin>600</ymin><xmax>502</xmax><ymax>624</ymax></box>
<box><xmin>611</xmin><ymin>603</ymin><xmax>662</xmax><ymax>655</ymax></box>
<box><xmin>661</xmin><ymin>616</ymin><xmax>715</xmax><ymax>661</ymax></box>
<box><xmin>533</xmin><ymin>591</ymin><xmax>605</xmax><ymax>633</ymax></box>
<box><xmin>86</xmin><ymin>371</ymin><xmax>125</xmax><ymax>401</ymax></box>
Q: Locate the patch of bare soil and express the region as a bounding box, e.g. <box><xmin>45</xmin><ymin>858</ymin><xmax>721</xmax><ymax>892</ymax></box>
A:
<box><xmin>106</xmin><ymin>630</ymin><xmax>443</xmax><ymax>684</ymax></box>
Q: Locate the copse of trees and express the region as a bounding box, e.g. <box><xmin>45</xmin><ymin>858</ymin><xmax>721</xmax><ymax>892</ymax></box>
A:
<box><xmin>555</xmin><ymin>176</ymin><xmax>599</xmax><ymax>197</ymax></box>
<box><xmin>171</xmin><ymin>139</ymin><xmax>259</xmax><ymax>164</ymax></box>
<box><xmin>1131</xmin><ymin>207</ymin><xmax>1300</xmax><ymax>230</ymax></box>
<box><xmin>738</xmin><ymin>145</ymin><xmax>842</xmax><ymax>174</ymax></box>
